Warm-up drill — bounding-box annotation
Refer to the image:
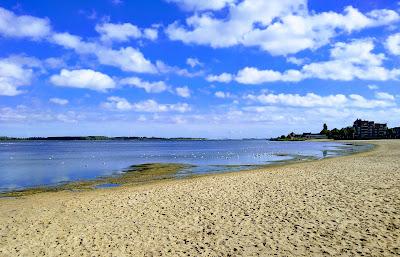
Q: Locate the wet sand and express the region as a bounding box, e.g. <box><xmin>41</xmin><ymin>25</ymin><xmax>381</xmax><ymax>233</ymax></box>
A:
<box><xmin>0</xmin><ymin>140</ymin><xmax>399</xmax><ymax>256</ymax></box>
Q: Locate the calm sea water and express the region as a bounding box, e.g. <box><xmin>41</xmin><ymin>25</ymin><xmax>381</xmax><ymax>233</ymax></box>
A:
<box><xmin>0</xmin><ymin>140</ymin><xmax>369</xmax><ymax>192</ymax></box>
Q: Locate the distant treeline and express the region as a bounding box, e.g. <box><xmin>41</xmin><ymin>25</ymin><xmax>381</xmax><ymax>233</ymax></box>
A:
<box><xmin>0</xmin><ymin>136</ymin><xmax>208</xmax><ymax>141</ymax></box>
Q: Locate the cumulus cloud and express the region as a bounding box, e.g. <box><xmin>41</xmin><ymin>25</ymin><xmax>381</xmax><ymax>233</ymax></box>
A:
<box><xmin>95</xmin><ymin>22</ymin><xmax>158</xmax><ymax>42</ymax></box>
<box><xmin>120</xmin><ymin>77</ymin><xmax>167</xmax><ymax>93</ymax></box>
<box><xmin>0</xmin><ymin>58</ymin><xmax>34</xmax><ymax>96</ymax></box>
<box><xmin>176</xmin><ymin>86</ymin><xmax>191</xmax><ymax>98</ymax></box>
<box><xmin>368</xmin><ymin>84</ymin><xmax>379</xmax><ymax>90</ymax></box>
<box><xmin>155</xmin><ymin>60</ymin><xmax>202</xmax><ymax>77</ymax></box>
<box><xmin>52</xmin><ymin>32</ymin><xmax>157</xmax><ymax>73</ymax></box>
<box><xmin>166</xmin><ymin>0</ymin><xmax>399</xmax><ymax>55</ymax></box>
<box><xmin>50</xmin><ymin>69</ymin><xmax>116</xmax><ymax>92</ymax></box>
<box><xmin>49</xmin><ymin>98</ymin><xmax>69</xmax><ymax>105</ymax></box>
<box><xmin>286</xmin><ymin>57</ymin><xmax>305</xmax><ymax>65</ymax></box>
<box><xmin>96</xmin><ymin>22</ymin><xmax>141</xmax><ymax>42</ymax></box>
<box><xmin>234</xmin><ymin>40</ymin><xmax>400</xmax><ymax>84</ymax></box>
<box><xmin>186</xmin><ymin>57</ymin><xmax>202</xmax><ymax>68</ymax></box>
<box><xmin>0</xmin><ymin>54</ymin><xmax>69</xmax><ymax>96</ymax></box>
<box><xmin>0</xmin><ymin>7</ymin><xmax>177</xmax><ymax>76</ymax></box>
<box><xmin>236</xmin><ymin>67</ymin><xmax>302</xmax><ymax>84</ymax></box>
<box><xmin>0</xmin><ymin>106</ymin><xmax>83</xmax><ymax>123</ymax></box>
<box><xmin>245</xmin><ymin>92</ymin><xmax>396</xmax><ymax>109</ymax></box>
<box><xmin>385</xmin><ymin>33</ymin><xmax>400</xmax><ymax>55</ymax></box>
<box><xmin>3</xmin><ymin>54</ymin><xmax>66</xmax><ymax>73</ymax></box>
<box><xmin>143</xmin><ymin>28</ymin><xmax>158</xmax><ymax>40</ymax></box>
<box><xmin>0</xmin><ymin>7</ymin><xmax>51</xmax><ymax>39</ymax></box>
<box><xmin>166</xmin><ymin>0</ymin><xmax>236</xmax><ymax>11</ymax></box>
<box><xmin>375</xmin><ymin>92</ymin><xmax>395</xmax><ymax>101</ymax></box>
<box><xmin>302</xmin><ymin>40</ymin><xmax>399</xmax><ymax>81</ymax></box>
<box><xmin>103</xmin><ymin>97</ymin><xmax>191</xmax><ymax>113</ymax></box>
<box><xmin>206</xmin><ymin>73</ymin><xmax>233</xmax><ymax>83</ymax></box>
<box><xmin>215</xmin><ymin>91</ymin><xmax>233</xmax><ymax>99</ymax></box>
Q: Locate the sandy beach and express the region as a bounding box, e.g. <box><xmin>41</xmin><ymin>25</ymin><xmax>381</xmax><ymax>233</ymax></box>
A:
<box><xmin>0</xmin><ymin>140</ymin><xmax>399</xmax><ymax>256</ymax></box>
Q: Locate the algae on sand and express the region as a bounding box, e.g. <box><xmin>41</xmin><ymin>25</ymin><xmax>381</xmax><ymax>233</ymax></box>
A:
<box><xmin>1</xmin><ymin>163</ymin><xmax>190</xmax><ymax>197</ymax></box>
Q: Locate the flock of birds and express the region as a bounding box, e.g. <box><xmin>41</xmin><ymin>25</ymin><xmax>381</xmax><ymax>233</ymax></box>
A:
<box><xmin>6</xmin><ymin>150</ymin><xmax>283</xmax><ymax>168</ymax></box>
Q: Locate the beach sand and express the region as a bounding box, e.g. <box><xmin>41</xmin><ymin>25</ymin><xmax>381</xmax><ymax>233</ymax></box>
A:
<box><xmin>0</xmin><ymin>140</ymin><xmax>399</xmax><ymax>256</ymax></box>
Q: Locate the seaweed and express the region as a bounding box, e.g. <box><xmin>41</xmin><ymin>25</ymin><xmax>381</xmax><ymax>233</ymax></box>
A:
<box><xmin>0</xmin><ymin>163</ymin><xmax>190</xmax><ymax>197</ymax></box>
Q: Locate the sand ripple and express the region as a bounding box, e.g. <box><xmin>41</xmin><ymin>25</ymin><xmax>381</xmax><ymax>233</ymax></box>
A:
<box><xmin>0</xmin><ymin>140</ymin><xmax>399</xmax><ymax>256</ymax></box>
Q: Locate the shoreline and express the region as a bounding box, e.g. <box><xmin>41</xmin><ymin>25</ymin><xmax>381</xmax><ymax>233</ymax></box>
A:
<box><xmin>1</xmin><ymin>140</ymin><xmax>398</xmax><ymax>256</ymax></box>
<box><xmin>0</xmin><ymin>141</ymin><xmax>372</xmax><ymax>197</ymax></box>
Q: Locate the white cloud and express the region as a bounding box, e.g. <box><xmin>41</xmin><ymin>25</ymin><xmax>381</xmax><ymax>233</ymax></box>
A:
<box><xmin>245</xmin><ymin>92</ymin><xmax>396</xmax><ymax>109</ymax></box>
<box><xmin>236</xmin><ymin>67</ymin><xmax>302</xmax><ymax>84</ymax></box>
<box><xmin>286</xmin><ymin>57</ymin><xmax>305</xmax><ymax>65</ymax></box>
<box><xmin>0</xmin><ymin>106</ymin><xmax>84</xmax><ymax>123</ymax></box>
<box><xmin>144</xmin><ymin>28</ymin><xmax>158</xmax><ymax>40</ymax></box>
<box><xmin>176</xmin><ymin>86</ymin><xmax>191</xmax><ymax>98</ymax></box>
<box><xmin>234</xmin><ymin>40</ymin><xmax>400</xmax><ymax>84</ymax></box>
<box><xmin>368</xmin><ymin>84</ymin><xmax>379</xmax><ymax>90</ymax></box>
<box><xmin>56</xmin><ymin>112</ymin><xmax>78</xmax><ymax>123</ymax></box>
<box><xmin>215</xmin><ymin>91</ymin><xmax>232</xmax><ymax>99</ymax></box>
<box><xmin>0</xmin><ymin>7</ymin><xmax>51</xmax><ymax>39</ymax></box>
<box><xmin>52</xmin><ymin>32</ymin><xmax>157</xmax><ymax>73</ymax></box>
<box><xmin>0</xmin><ymin>54</ymin><xmax>67</xmax><ymax>96</ymax></box>
<box><xmin>103</xmin><ymin>97</ymin><xmax>191</xmax><ymax>113</ymax></box>
<box><xmin>50</xmin><ymin>69</ymin><xmax>116</xmax><ymax>92</ymax></box>
<box><xmin>186</xmin><ymin>57</ymin><xmax>202</xmax><ymax>68</ymax></box>
<box><xmin>95</xmin><ymin>22</ymin><xmax>159</xmax><ymax>42</ymax></box>
<box><xmin>302</xmin><ymin>40</ymin><xmax>398</xmax><ymax>81</ymax></box>
<box><xmin>3</xmin><ymin>54</ymin><xmax>66</xmax><ymax>72</ymax></box>
<box><xmin>385</xmin><ymin>33</ymin><xmax>400</xmax><ymax>55</ymax></box>
<box><xmin>155</xmin><ymin>60</ymin><xmax>201</xmax><ymax>77</ymax></box>
<box><xmin>120</xmin><ymin>77</ymin><xmax>167</xmax><ymax>93</ymax></box>
<box><xmin>131</xmin><ymin>100</ymin><xmax>169</xmax><ymax>112</ymax></box>
<box><xmin>347</xmin><ymin>94</ymin><xmax>395</xmax><ymax>108</ymax></box>
<box><xmin>49</xmin><ymin>98</ymin><xmax>69</xmax><ymax>105</ymax></box>
<box><xmin>103</xmin><ymin>96</ymin><xmax>132</xmax><ymax>111</ymax></box>
<box><xmin>52</xmin><ymin>32</ymin><xmax>89</xmax><ymax>51</ymax></box>
<box><xmin>3</xmin><ymin>55</ymin><xmax>43</xmax><ymax>69</ymax></box>
<box><xmin>166</xmin><ymin>0</ymin><xmax>399</xmax><ymax>55</ymax></box>
<box><xmin>98</xmin><ymin>47</ymin><xmax>157</xmax><ymax>73</ymax></box>
<box><xmin>0</xmin><ymin>7</ymin><xmax>160</xmax><ymax>75</ymax></box>
<box><xmin>206</xmin><ymin>73</ymin><xmax>233</xmax><ymax>83</ymax></box>
<box><xmin>0</xmin><ymin>58</ymin><xmax>33</xmax><ymax>96</ymax></box>
<box><xmin>375</xmin><ymin>92</ymin><xmax>395</xmax><ymax>101</ymax></box>
<box><xmin>330</xmin><ymin>40</ymin><xmax>384</xmax><ymax>66</ymax></box>
<box><xmin>44</xmin><ymin>57</ymin><xmax>66</xmax><ymax>69</ymax></box>
<box><xmin>95</xmin><ymin>22</ymin><xmax>141</xmax><ymax>42</ymax></box>
<box><xmin>166</xmin><ymin>0</ymin><xmax>235</xmax><ymax>11</ymax></box>
<box><xmin>0</xmin><ymin>107</ymin><xmax>27</xmax><ymax>121</ymax></box>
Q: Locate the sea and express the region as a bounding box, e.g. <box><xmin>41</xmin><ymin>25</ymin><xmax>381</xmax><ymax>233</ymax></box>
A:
<box><xmin>0</xmin><ymin>140</ymin><xmax>370</xmax><ymax>192</ymax></box>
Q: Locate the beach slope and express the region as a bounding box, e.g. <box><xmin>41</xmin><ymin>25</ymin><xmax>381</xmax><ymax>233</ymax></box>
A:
<box><xmin>0</xmin><ymin>140</ymin><xmax>399</xmax><ymax>256</ymax></box>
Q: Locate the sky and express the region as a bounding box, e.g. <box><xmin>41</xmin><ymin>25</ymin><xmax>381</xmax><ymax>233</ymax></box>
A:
<box><xmin>1</xmin><ymin>0</ymin><xmax>400</xmax><ymax>138</ymax></box>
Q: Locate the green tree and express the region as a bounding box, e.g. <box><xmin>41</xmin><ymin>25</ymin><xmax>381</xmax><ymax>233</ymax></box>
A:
<box><xmin>320</xmin><ymin>123</ymin><xmax>330</xmax><ymax>135</ymax></box>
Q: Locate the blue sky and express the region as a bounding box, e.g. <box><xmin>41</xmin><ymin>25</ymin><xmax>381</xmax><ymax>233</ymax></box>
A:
<box><xmin>1</xmin><ymin>0</ymin><xmax>400</xmax><ymax>138</ymax></box>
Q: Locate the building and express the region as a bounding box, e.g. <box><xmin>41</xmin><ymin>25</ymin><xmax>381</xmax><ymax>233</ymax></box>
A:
<box><xmin>374</xmin><ymin>123</ymin><xmax>388</xmax><ymax>138</ymax></box>
<box><xmin>393</xmin><ymin>127</ymin><xmax>400</xmax><ymax>139</ymax></box>
<box><xmin>302</xmin><ymin>133</ymin><xmax>328</xmax><ymax>139</ymax></box>
<box><xmin>353</xmin><ymin>119</ymin><xmax>388</xmax><ymax>139</ymax></box>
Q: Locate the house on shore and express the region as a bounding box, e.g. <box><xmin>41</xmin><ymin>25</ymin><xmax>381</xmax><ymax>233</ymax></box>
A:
<box><xmin>302</xmin><ymin>133</ymin><xmax>328</xmax><ymax>140</ymax></box>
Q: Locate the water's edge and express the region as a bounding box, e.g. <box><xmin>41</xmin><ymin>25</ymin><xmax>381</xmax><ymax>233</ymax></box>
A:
<box><xmin>0</xmin><ymin>142</ymin><xmax>373</xmax><ymax>197</ymax></box>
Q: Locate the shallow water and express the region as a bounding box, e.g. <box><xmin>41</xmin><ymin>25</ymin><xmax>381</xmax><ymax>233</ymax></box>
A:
<box><xmin>0</xmin><ymin>140</ymin><xmax>369</xmax><ymax>192</ymax></box>
<box><xmin>94</xmin><ymin>183</ymin><xmax>120</xmax><ymax>189</ymax></box>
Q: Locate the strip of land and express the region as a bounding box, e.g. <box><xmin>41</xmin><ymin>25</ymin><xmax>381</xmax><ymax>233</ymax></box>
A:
<box><xmin>0</xmin><ymin>140</ymin><xmax>399</xmax><ymax>256</ymax></box>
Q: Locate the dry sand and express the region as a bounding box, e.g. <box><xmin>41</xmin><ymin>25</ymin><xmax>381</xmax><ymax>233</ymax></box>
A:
<box><xmin>0</xmin><ymin>140</ymin><xmax>399</xmax><ymax>256</ymax></box>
